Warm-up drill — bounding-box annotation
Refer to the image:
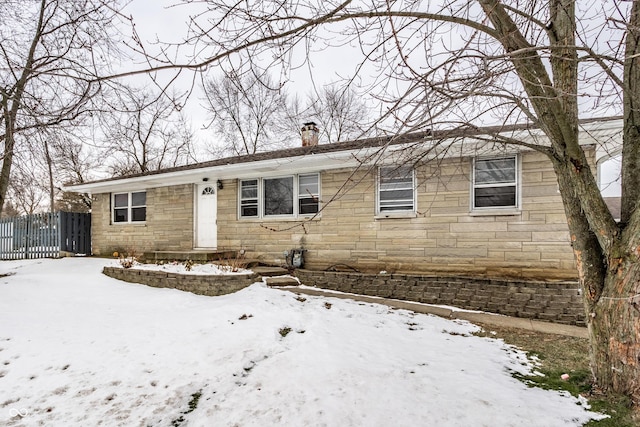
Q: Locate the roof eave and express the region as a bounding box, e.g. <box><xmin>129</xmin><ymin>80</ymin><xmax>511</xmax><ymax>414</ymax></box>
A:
<box><xmin>64</xmin><ymin>148</ymin><xmax>365</xmax><ymax>194</ymax></box>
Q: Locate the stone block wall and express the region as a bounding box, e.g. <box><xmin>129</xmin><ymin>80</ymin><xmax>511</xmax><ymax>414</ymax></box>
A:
<box><xmin>92</xmin><ymin>184</ymin><xmax>194</xmax><ymax>256</ymax></box>
<box><xmin>91</xmin><ymin>150</ymin><xmax>587</xmax><ymax>281</ymax></box>
<box><xmin>103</xmin><ymin>266</ymin><xmax>259</xmax><ymax>296</ymax></box>
<box><xmin>217</xmin><ymin>150</ymin><xmax>579</xmax><ymax>280</ymax></box>
<box><xmin>295</xmin><ymin>269</ymin><xmax>586</xmax><ymax>326</ymax></box>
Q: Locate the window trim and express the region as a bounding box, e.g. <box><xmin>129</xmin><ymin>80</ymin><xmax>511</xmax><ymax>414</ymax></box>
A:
<box><xmin>298</xmin><ymin>173</ymin><xmax>321</xmax><ymax>216</ymax></box>
<box><xmin>263</xmin><ymin>176</ymin><xmax>295</xmax><ymax>217</ymax></box>
<box><xmin>239</xmin><ymin>179</ymin><xmax>259</xmax><ymax>218</ymax></box>
<box><xmin>376</xmin><ymin>165</ymin><xmax>416</xmax><ymax>215</ymax></box>
<box><xmin>238</xmin><ymin>173</ymin><xmax>321</xmax><ymax>219</ymax></box>
<box><xmin>471</xmin><ymin>155</ymin><xmax>519</xmax><ymax>212</ymax></box>
<box><xmin>112</xmin><ymin>191</ymin><xmax>147</xmax><ymax>224</ymax></box>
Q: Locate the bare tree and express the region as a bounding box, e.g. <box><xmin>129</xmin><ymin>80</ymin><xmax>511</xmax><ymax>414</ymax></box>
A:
<box><xmin>202</xmin><ymin>71</ymin><xmax>292</xmax><ymax>156</ymax></box>
<box><xmin>1</xmin><ymin>201</ymin><xmax>20</xmax><ymax>218</ymax></box>
<box><xmin>11</xmin><ymin>123</ymin><xmax>98</xmax><ymax>214</ymax></box>
<box><xmin>120</xmin><ymin>0</ymin><xmax>640</xmax><ymax>404</ymax></box>
<box><xmin>48</xmin><ymin>130</ymin><xmax>97</xmax><ymax>212</ymax></box>
<box><xmin>304</xmin><ymin>85</ymin><xmax>373</xmax><ymax>143</ymax></box>
<box><xmin>0</xmin><ymin>0</ymin><xmax>130</xmax><ymax>216</ymax></box>
<box><xmin>100</xmin><ymin>86</ymin><xmax>197</xmax><ymax>175</ymax></box>
<box><xmin>8</xmin><ymin>159</ymin><xmax>48</xmax><ymax>216</ymax></box>
<box><xmin>204</xmin><ymin>73</ymin><xmax>374</xmax><ymax>151</ymax></box>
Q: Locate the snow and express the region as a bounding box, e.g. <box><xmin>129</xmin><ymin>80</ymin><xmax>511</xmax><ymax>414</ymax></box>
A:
<box><xmin>296</xmin><ymin>284</ymin><xmax>495</xmax><ymax>314</ymax></box>
<box><xmin>0</xmin><ymin>258</ymin><xmax>606</xmax><ymax>426</ymax></box>
<box><xmin>108</xmin><ymin>259</ymin><xmax>252</xmax><ymax>275</ymax></box>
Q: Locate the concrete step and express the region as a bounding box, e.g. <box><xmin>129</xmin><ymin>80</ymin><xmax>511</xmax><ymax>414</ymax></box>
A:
<box><xmin>264</xmin><ymin>276</ymin><xmax>300</xmax><ymax>287</ymax></box>
<box><xmin>253</xmin><ymin>266</ymin><xmax>290</xmax><ymax>277</ymax></box>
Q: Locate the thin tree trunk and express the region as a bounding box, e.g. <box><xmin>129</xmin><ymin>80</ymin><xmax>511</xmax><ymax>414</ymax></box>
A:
<box><xmin>622</xmin><ymin>0</ymin><xmax>640</xmax><ymax>226</ymax></box>
<box><xmin>0</xmin><ymin>115</ymin><xmax>15</xmax><ymax>217</ymax></box>
<box><xmin>44</xmin><ymin>140</ymin><xmax>55</xmax><ymax>212</ymax></box>
<box><xmin>0</xmin><ymin>0</ymin><xmax>47</xmax><ymax>217</ymax></box>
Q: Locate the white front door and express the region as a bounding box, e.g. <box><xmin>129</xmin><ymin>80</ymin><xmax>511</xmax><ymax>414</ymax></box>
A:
<box><xmin>196</xmin><ymin>183</ymin><xmax>217</xmax><ymax>248</ymax></box>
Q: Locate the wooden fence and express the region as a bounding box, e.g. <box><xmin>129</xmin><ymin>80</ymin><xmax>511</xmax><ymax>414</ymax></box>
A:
<box><xmin>0</xmin><ymin>212</ymin><xmax>91</xmax><ymax>260</ymax></box>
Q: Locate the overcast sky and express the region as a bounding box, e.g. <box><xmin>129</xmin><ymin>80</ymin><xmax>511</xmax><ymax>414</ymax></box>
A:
<box><xmin>123</xmin><ymin>0</ymin><xmax>366</xmax><ymax>151</ymax></box>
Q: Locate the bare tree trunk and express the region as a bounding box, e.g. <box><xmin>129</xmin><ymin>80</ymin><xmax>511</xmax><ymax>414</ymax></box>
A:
<box><xmin>476</xmin><ymin>0</ymin><xmax>640</xmax><ymax>402</ymax></box>
<box><xmin>622</xmin><ymin>0</ymin><xmax>640</xmax><ymax>226</ymax></box>
<box><xmin>554</xmin><ymin>160</ymin><xmax>640</xmax><ymax>403</ymax></box>
<box><xmin>0</xmin><ymin>134</ymin><xmax>14</xmax><ymax>217</ymax></box>
<box><xmin>0</xmin><ymin>100</ymin><xmax>17</xmax><ymax>217</ymax></box>
<box><xmin>0</xmin><ymin>0</ymin><xmax>46</xmax><ymax>217</ymax></box>
<box><xmin>583</xmin><ymin>0</ymin><xmax>640</xmax><ymax>405</ymax></box>
<box><xmin>44</xmin><ymin>140</ymin><xmax>55</xmax><ymax>212</ymax></box>
<box><xmin>590</xmin><ymin>252</ymin><xmax>640</xmax><ymax>404</ymax></box>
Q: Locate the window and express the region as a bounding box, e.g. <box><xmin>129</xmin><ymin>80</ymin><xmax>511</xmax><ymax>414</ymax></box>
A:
<box><xmin>378</xmin><ymin>166</ymin><xmax>415</xmax><ymax>213</ymax></box>
<box><xmin>113</xmin><ymin>191</ymin><xmax>146</xmax><ymax>223</ymax></box>
<box><xmin>239</xmin><ymin>174</ymin><xmax>320</xmax><ymax>218</ymax></box>
<box><xmin>264</xmin><ymin>177</ymin><xmax>294</xmax><ymax>216</ymax></box>
<box><xmin>472</xmin><ymin>156</ymin><xmax>518</xmax><ymax>209</ymax></box>
<box><xmin>201</xmin><ymin>186</ymin><xmax>215</xmax><ymax>195</ymax></box>
<box><xmin>240</xmin><ymin>180</ymin><xmax>258</xmax><ymax>217</ymax></box>
<box><xmin>299</xmin><ymin>174</ymin><xmax>320</xmax><ymax>215</ymax></box>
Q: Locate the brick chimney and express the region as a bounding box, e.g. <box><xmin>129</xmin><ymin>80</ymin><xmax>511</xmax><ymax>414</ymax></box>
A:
<box><xmin>301</xmin><ymin>122</ymin><xmax>319</xmax><ymax>147</ymax></box>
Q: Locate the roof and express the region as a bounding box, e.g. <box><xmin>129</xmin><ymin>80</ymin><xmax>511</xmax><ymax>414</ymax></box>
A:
<box><xmin>66</xmin><ymin>117</ymin><xmax>622</xmax><ymax>194</ymax></box>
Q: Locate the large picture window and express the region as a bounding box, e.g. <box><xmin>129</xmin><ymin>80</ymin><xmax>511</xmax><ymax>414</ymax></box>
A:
<box><xmin>113</xmin><ymin>191</ymin><xmax>146</xmax><ymax>223</ymax></box>
<box><xmin>377</xmin><ymin>166</ymin><xmax>415</xmax><ymax>213</ymax></box>
<box><xmin>239</xmin><ymin>174</ymin><xmax>320</xmax><ymax>218</ymax></box>
<box><xmin>264</xmin><ymin>177</ymin><xmax>294</xmax><ymax>216</ymax></box>
<box><xmin>472</xmin><ymin>156</ymin><xmax>518</xmax><ymax>210</ymax></box>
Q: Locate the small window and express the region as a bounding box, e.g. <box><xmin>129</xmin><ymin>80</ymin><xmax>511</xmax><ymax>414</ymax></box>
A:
<box><xmin>473</xmin><ymin>156</ymin><xmax>518</xmax><ymax>209</ymax></box>
<box><xmin>113</xmin><ymin>193</ymin><xmax>129</xmax><ymax>222</ymax></box>
<box><xmin>240</xmin><ymin>179</ymin><xmax>259</xmax><ymax>217</ymax></box>
<box><xmin>201</xmin><ymin>186</ymin><xmax>215</xmax><ymax>195</ymax></box>
<box><xmin>299</xmin><ymin>174</ymin><xmax>320</xmax><ymax>215</ymax></box>
<box><xmin>378</xmin><ymin>166</ymin><xmax>415</xmax><ymax>213</ymax></box>
<box><xmin>113</xmin><ymin>191</ymin><xmax>146</xmax><ymax>223</ymax></box>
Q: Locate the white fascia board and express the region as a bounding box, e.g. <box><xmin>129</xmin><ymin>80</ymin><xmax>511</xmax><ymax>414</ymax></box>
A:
<box><xmin>64</xmin><ymin>149</ymin><xmax>365</xmax><ymax>194</ymax></box>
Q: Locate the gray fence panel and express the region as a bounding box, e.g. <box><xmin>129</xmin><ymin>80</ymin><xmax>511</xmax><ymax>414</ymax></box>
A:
<box><xmin>60</xmin><ymin>212</ymin><xmax>91</xmax><ymax>254</ymax></box>
<box><xmin>0</xmin><ymin>211</ymin><xmax>91</xmax><ymax>260</ymax></box>
<box><xmin>0</xmin><ymin>218</ymin><xmax>14</xmax><ymax>260</ymax></box>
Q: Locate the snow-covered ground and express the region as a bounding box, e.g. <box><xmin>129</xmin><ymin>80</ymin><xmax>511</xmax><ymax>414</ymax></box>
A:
<box><xmin>0</xmin><ymin>258</ymin><xmax>604</xmax><ymax>426</ymax></box>
<box><xmin>113</xmin><ymin>259</ymin><xmax>253</xmax><ymax>275</ymax></box>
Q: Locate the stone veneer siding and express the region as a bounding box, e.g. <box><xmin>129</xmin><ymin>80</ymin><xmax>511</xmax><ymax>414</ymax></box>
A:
<box><xmin>103</xmin><ymin>266</ymin><xmax>259</xmax><ymax>296</ymax></box>
<box><xmin>91</xmin><ymin>150</ymin><xmax>587</xmax><ymax>280</ymax></box>
<box><xmin>217</xmin><ymin>150</ymin><xmax>581</xmax><ymax>280</ymax></box>
<box><xmin>295</xmin><ymin>270</ymin><xmax>586</xmax><ymax>326</ymax></box>
<box><xmin>92</xmin><ymin>184</ymin><xmax>194</xmax><ymax>256</ymax></box>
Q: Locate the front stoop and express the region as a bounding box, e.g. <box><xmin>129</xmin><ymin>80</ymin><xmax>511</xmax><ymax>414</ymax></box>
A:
<box><xmin>253</xmin><ymin>266</ymin><xmax>300</xmax><ymax>288</ymax></box>
<box><xmin>253</xmin><ymin>266</ymin><xmax>290</xmax><ymax>277</ymax></box>
<box><xmin>143</xmin><ymin>250</ymin><xmax>237</xmax><ymax>263</ymax></box>
<box><xmin>264</xmin><ymin>276</ymin><xmax>300</xmax><ymax>287</ymax></box>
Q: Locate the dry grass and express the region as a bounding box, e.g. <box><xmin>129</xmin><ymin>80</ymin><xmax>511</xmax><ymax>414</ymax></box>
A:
<box><xmin>474</xmin><ymin>323</ymin><xmax>590</xmax><ymax>372</ymax></box>
<box><xmin>474</xmin><ymin>323</ymin><xmax>636</xmax><ymax>427</ymax></box>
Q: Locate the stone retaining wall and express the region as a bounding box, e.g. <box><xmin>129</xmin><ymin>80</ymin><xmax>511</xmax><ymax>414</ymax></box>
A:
<box><xmin>103</xmin><ymin>266</ymin><xmax>259</xmax><ymax>297</ymax></box>
<box><xmin>294</xmin><ymin>270</ymin><xmax>586</xmax><ymax>326</ymax></box>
